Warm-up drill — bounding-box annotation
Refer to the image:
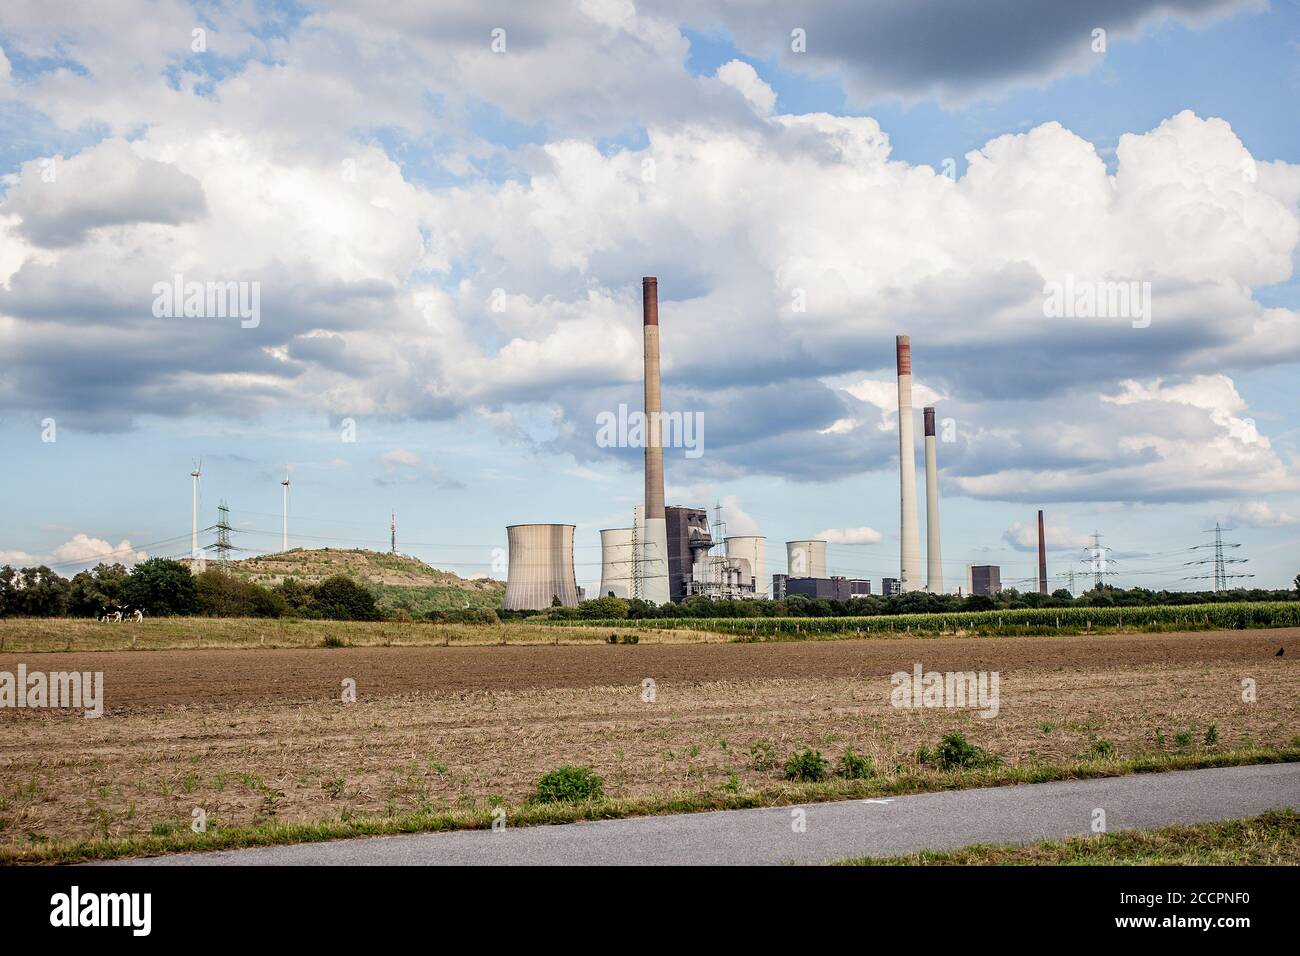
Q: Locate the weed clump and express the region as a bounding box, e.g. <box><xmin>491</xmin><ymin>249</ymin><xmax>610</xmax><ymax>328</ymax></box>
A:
<box><xmin>783</xmin><ymin>748</ymin><xmax>829</xmax><ymax>782</ymax></box>
<box><xmin>534</xmin><ymin>766</ymin><xmax>604</xmax><ymax>804</ymax></box>
<box><xmin>917</xmin><ymin>732</ymin><xmax>1000</xmax><ymax>771</ymax></box>
<box><xmin>836</xmin><ymin>749</ymin><xmax>875</xmax><ymax>780</ymax></box>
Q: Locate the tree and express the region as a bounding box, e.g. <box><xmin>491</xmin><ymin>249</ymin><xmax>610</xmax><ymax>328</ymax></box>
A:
<box><xmin>310</xmin><ymin>575</ymin><xmax>379</xmax><ymax>620</ymax></box>
<box><xmin>1294</xmin><ymin>572</ymin><xmax>1300</xmax><ymax>595</ymax></box>
<box><xmin>121</xmin><ymin>558</ymin><xmax>199</xmax><ymax>615</ymax></box>
<box><xmin>67</xmin><ymin>563</ymin><xmax>130</xmax><ymax>617</ymax></box>
<box><xmin>194</xmin><ymin>570</ymin><xmax>286</xmax><ymax>617</ymax></box>
<box><xmin>274</xmin><ymin>576</ymin><xmax>315</xmax><ymax>613</ymax></box>
<box><xmin>7</xmin><ymin>566</ymin><xmax>70</xmax><ymax>616</ymax></box>
<box><xmin>578</xmin><ymin>596</ymin><xmax>629</xmax><ymax>620</ymax></box>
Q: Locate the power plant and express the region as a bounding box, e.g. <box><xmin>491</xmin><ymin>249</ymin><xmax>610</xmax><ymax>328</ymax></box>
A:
<box><xmin>896</xmin><ymin>336</ymin><xmax>923</xmax><ymax>592</ymax></box>
<box><xmin>506</xmin><ymin>275</ymin><xmax>955</xmax><ymax>607</ymax></box>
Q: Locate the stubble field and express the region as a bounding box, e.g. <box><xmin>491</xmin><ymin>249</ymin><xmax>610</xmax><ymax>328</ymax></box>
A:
<box><xmin>1</xmin><ymin>626</ymin><xmax>1296</xmax><ymax>860</ymax></box>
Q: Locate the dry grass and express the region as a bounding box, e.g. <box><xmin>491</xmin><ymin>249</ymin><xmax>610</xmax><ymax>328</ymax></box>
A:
<box><xmin>0</xmin><ymin>616</ymin><xmax>704</xmax><ymax>654</ymax></box>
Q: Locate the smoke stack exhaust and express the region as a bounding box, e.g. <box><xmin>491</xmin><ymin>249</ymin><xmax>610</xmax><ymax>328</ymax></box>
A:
<box><xmin>924</xmin><ymin>405</ymin><xmax>942</xmax><ymax>593</ymax></box>
<box><xmin>639</xmin><ymin>277</ymin><xmax>670</xmax><ymax>604</ymax></box>
<box><xmin>896</xmin><ymin>335</ymin><xmax>922</xmax><ymax>592</ymax></box>
<box><xmin>1037</xmin><ymin>509</ymin><xmax>1048</xmax><ymax>594</ymax></box>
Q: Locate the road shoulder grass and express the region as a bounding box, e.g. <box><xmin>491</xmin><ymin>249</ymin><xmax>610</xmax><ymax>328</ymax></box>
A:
<box><xmin>5</xmin><ymin>746</ymin><xmax>1296</xmax><ymax>865</ymax></box>
<box><xmin>834</xmin><ymin>808</ymin><xmax>1300</xmax><ymax>865</ymax></box>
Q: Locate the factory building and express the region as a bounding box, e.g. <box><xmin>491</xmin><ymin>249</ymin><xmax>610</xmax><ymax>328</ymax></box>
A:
<box><xmin>665</xmin><ymin>506</ymin><xmax>712</xmax><ymax>602</ymax></box>
<box><xmin>968</xmin><ymin>565</ymin><xmax>1002</xmax><ymax>596</ymax></box>
<box><xmin>772</xmin><ymin>575</ymin><xmax>872</xmax><ymax>601</ymax></box>
<box><xmin>503</xmin><ymin>523</ymin><xmax>579</xmax><ymax>610</ymax></box>
<box><xmin>882</xmin><ymin>577</ymin><xmax>901</xmax><ymax>596</ymax></box>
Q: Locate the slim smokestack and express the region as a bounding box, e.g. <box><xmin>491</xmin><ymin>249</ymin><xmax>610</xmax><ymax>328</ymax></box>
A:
<box><xmin>1037</xmin><ymin>509</ymin><xmax>1048</xmax><ymax>594</ymax></box>
<box><xmin>896</xmin><ymin>335</ymin><xmax>922</xmax><ymax>592</ymax></box>
<box><xmin>923</xmin><ymin>405</ymin><xmax>942</xmax><ymax>593</ymax></box>
<box><xmin>643</xmin><ymin>277</ymin><xmax>664</xmax><ymax>522</ymax></box>
<box><xmin>639</xmin><ymin>277</ymin><xmax>670</xmax><ymax>604</ymax></box>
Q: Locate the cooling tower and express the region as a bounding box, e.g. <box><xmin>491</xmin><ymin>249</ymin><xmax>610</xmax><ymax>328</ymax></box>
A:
<box><xmin>1037</xmin><ymin>509</ymin><xmax>1048</xmax><ymax>594</ymax></box>
<box><xmin>786</xmin><ymin>539</ymin><xmax>827</xmax><ymax>579</ymax></box>
<box><xmin>725</xmin><ymin>535</ymin><xmax>766</xmax><ymax>598</ymax></box>
<box><xmin>639</xmin><ymin>276</ymin><xmax>671</xmax><ymax>605</ymax></box>
<box><xmin>923</xmin><ymin>406</ymin><xmax>942</xmax><ymax>593</ymax></box>
<box><xmin>599</xmin><ymin>528</ymin><xmax>635</xmax><ymax>599</ymax></box>
<box><xmin>897</xmin><ymin>336</ymin><xmax>922</xmax><ymax>592</ymax></box>
<box><xmin>503</xmin><ymin>523</ymin><xmax>579</xmax><ymax>610</ymax></box>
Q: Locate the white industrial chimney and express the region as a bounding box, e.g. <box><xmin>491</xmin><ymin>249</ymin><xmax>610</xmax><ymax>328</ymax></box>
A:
<box><xmin>897</xmin><ymin>336</ymin><xmax>922</xmax><ymax>592</ymax></box>
<box><xmin>924</xmin><ymin>406</ymin><xmax>942</xmax><ymax>593</ymax></box>
<box><xmin>638</xmin><ymin>276</ymin><xmax>671</xmax><ymax>605</ymax></box>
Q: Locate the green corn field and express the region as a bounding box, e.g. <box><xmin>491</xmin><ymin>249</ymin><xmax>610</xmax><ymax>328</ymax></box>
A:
<box><xmin>555</xmin><ymin>601</ymin><xmax>1300</xmax><ymax>638</ymax></box>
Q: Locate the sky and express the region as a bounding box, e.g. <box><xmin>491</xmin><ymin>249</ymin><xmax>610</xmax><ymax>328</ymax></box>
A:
<box><xmin>1</xmin><ymin>0</ymin><xmax>1298</xmax><ymax>594</ymax></box>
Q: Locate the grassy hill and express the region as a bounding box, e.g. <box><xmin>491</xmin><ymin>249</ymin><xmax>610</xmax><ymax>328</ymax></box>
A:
<box><xmin>230</xmin><ymin>548</ymin><xmax>505</xmax><ymax>617</ymax></box>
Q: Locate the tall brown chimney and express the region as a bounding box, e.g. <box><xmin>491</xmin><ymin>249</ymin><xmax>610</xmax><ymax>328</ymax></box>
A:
<box><xmin>642</xmin><ymin>277</ymin><xmax>664</xmax><ymax>522</ymax></box>
<box><xmin>1037</xmin><ymin>509</ymin><xmax>1048</xmax><ymax>594</ymax></box>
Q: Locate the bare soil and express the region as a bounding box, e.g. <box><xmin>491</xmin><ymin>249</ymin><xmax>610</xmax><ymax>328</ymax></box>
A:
<box><xmin>1</xmin><ymin>628</ymin><xmax>1295</xmax><ymax>850</ymax></box>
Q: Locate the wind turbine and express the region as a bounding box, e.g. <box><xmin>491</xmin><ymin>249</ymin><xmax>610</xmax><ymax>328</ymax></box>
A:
<box><xmin>190</xmin><ymin>459</ymin><xmax>202</xmax><ymax>562</ymax></box>
<box><xmin>280</xmin><ymin>472</ymin><xmax>290</xmax><ymax>552</ymax></box>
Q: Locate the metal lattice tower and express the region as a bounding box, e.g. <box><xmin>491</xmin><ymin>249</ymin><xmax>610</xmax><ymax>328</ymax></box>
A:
<box><xmin>1080</xmin><ymin>531</ymin><xmax>1119</xmax><ymax>589</ymax></box>
<box><xmin>1183</xmin><ymin>522</ymin><xmax>1252</xmax><ymax>591</ymax></box>
<box><xmin>711</xmin><ymin>499</ymin><xmax>728</xmax><ymax>558</ymax></box>
<box><xmin>390</xmin><ymin>511</ymin><xmax>397</xmax><ymax>555</ymax></box>
<box><xmin>630</xmin><ymin>519</ymin><xmax>643</xmax><ymax>600</ymax></box>
<box><xmin>204</xmin><ymin>500</ymin><xmax>240</xmax><ymax>570</ymax></box>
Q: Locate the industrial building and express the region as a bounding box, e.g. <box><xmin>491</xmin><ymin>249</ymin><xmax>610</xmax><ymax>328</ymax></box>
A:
<box><xmin>968</xmin><ymin>565</ymin><xmax>1002</xmax><ymax>596</ymax></box>
<box><xmin>882</xmin><ymin>577</ymin><xmax>900</xmax><ymax>596</ymax></box>
<box><xmin>772</xmin><ymin>574</ymin><xmax>871</xmax><ymax>601</ymax></box>
<box><xmin>503</xmin><ymin>523</ymin><xmax>579</xmax><ymax>610</ymax></box>
<box><xmin>665</xmin><ymin>506</ymin><xmax>712</xmax><ymax>602</ymax></box>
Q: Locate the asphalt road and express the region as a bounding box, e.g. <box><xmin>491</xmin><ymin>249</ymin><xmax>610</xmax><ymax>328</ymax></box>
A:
<box><xmin>114</xmin><ymin>763</ymin><xmax>1299</xmax><ymax>866</ymax></box>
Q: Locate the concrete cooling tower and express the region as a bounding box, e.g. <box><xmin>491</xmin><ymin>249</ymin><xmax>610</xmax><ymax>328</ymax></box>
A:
<box><xmin>503</xmin><ymin>523</ymin><xmax>579</xmax><ymax>610</ymax></box>
<box><xmin>786</xmin><ymin>539</ymin><xmax>827</xmax><ymax>579</ymax></box>
<box><xmin>598</xmin><ymin>527</ymin><xmax>635</xmax><ymax>599</ymax></box>
<box><xmin>725</xmin><ymin>535</ymin><xmax>766</xmax><ymax>598</ymax></box>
